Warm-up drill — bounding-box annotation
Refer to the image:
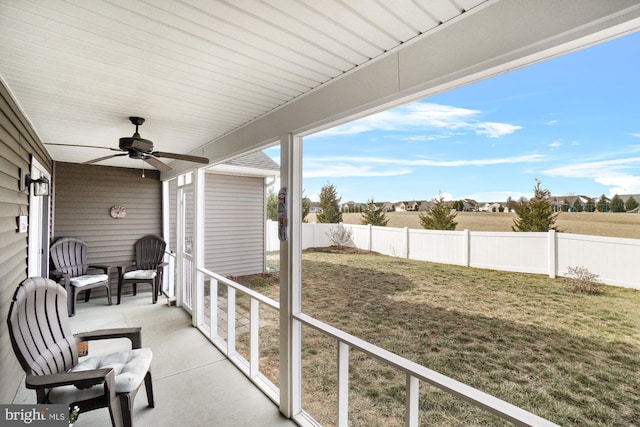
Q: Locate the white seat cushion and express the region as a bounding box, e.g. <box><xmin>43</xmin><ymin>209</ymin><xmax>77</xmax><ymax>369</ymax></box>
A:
<box><xmin>123</xmin><ymin>270</ymin><xmax>157</xmax><ymax>280</ymax></box>
<box><xmin>48</xmin><ymin>348</ymin><xmax>153</xmax><ymax>402</ymax></box>
<box><xmin>70</xmin><ymin>274</ymin><xmax>109</xmax><ymax>288</ymax></box>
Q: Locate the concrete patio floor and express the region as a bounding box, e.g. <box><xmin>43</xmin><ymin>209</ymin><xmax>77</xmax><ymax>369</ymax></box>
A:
<box><xmin>11</xmin><ymin>292</ymin><xmax>296</xmax><ymax>427</ymax></box>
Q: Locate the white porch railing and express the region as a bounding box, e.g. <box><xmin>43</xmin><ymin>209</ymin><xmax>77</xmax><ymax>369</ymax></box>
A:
<box><xmin>190</xmin><ymin>265</ymin><xmax>558</xmax><ymax>426</ymax></box>
<box><xmin>196</xmin><ymin>267</ymin><xmax>281</xmax><ymax>404</ymax></box>
<box><xmin>294</xmin><ymin>313</ymin><xmax>558</xmax><ymax>427</ymax></box>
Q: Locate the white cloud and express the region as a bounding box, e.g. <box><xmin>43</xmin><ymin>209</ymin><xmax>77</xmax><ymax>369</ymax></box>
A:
<box><xmin>475</xmin><ymin>122</ymin><xmax>523</xmax><ymax>138</ymax></box>
<box><xmin>314</xmin><ymin>102</ymin><xmax>522</xmax><ymax>139</ymax></box>
<box><xmin>303</xmin><ymin>154</ymin><xmax>546</xmax><ymax>178</ymax></box>
<box><xmin>627</xmin><ymin>133</ymin><xmax>640</xmax><ymax>138</ymax></box>
<box><xmin>549</xmin><ymin>140</ymin><xmax>562</xmax><ymax>149</ymax></box>
<box><xmin>543</xmin><ymin>157</ymin><xmax>640</xmax><ymax>195</ymax></box>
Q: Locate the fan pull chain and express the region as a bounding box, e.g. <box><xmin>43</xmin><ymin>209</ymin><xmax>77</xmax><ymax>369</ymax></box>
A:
<box><xmin>141</xmin><ymin>159</ymin><xmax>145</xmax><ymax>178</ymax></box>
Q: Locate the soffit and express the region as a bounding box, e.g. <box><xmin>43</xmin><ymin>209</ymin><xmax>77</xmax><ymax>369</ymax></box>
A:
<box><xmin>0</xmin><ymin>0</ymin><xmax>486</xmax><ymax>169</ymax></box>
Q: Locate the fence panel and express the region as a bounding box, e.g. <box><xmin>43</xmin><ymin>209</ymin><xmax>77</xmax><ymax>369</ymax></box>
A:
<box><xmin>469</xmin><ymin>232</ymin><xmax>549</xmax><ymax>274</ymax></box>
<box><xmin>409</xmin><ymin>229</ymin><xmax>465</xmax><ymax>265</ymax></box>
<box><xmin>371</xmin><ymin>226</ymin><xmax>407</xmax><ymax>257</ymax></box>
<box><xmin>557</xmin><ymin>233</ymin><xmax>640</xmax><ymax>288</ymax></box>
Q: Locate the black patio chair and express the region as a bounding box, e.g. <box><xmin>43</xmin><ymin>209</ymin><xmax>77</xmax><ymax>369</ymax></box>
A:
<box><xmin>118</xmin><ymin>235</ymin><xmax>167</xmax><ymax>304</ymax></box>
<box><xmin>50</xmin><ymin>237</ymin><xmax>113</xmax><ymax>316</ymax></box>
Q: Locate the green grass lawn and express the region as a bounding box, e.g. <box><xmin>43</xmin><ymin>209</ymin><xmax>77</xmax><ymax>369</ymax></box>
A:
<box><xmin>237</xmin><ymin>250</ymin><xmax>640</xmax><ymax>426</ymax></box>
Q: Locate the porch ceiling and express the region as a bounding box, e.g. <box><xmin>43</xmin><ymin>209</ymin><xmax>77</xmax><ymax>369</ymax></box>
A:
<box><xmin>1</xmin><ymin>1</ymin><xmax>640</xmax><ymax>172</ymax></box>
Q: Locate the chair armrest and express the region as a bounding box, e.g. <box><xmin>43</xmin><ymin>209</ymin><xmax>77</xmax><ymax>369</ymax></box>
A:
<box><xmin>51</xmin><ymin>270</ymin><xmax>72</xmax><ymax>285</ymax></box>
<box><xmin>75</xmin><ymin>327</ymin><xmax>142</xmax><ymax>349</ymax></box>
<box><xmin>26</xmin><ymin>368</ymin><xmax>114</xmax><ymax>390</ymax></box>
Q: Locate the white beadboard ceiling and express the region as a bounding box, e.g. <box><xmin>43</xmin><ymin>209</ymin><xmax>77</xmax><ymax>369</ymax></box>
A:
<box><xmin>1</xmin><ymin>0</ymin><xmax>639</xmax><ymax>171</ymax></box>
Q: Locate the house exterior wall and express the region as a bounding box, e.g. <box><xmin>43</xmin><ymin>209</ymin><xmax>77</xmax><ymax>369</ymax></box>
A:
<box><xmin>53</xmin><ymin>162</ymin><xmax>163</xmax><ymax>293</ymax></box>
<box><xmin>204</xmin><ymin>173</ymin><xmax>266</xmax><ymax>277</ymax></box>
<box><xmin>0</xmin><ymin>82</ymin><xmax>53</xmax><ymax>403</ymax></box>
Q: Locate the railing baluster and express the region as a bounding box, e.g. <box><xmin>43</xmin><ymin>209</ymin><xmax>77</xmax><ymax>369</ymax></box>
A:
<box><xmin>227</xmin><ymin>286</ymin><xmax>236</xmax><ymax>355</ymax></box>
<box><xmin>250</xmin><ymin>298</ymin><xmax>259</xmax><ymax>377</ymax></box>
<box><xmin>406</xmin><ymin>374</ymin><xmax>419</xmax><ymax>427</ymax></box>
<box><xmin>210</xmin><ymin>278</ymin><xmax>218</xmax><ymax>341</ymax></box>
<box><xmin>337</xmin><ymin>341</ymin><xmax>349</xmax><ymax>427</ymax></box>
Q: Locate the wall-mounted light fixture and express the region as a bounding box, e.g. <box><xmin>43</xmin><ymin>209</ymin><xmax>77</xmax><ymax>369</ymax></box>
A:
<box><xmin>24</xmin><ymin>175</ymin><xmax>49</xmax><ymax>196</ymax></box>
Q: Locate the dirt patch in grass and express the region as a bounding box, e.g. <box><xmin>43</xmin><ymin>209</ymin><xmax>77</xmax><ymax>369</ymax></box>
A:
<box><xmin>236</xmin><ymin>251</ymin><xmax>640</xmax><ymax>426</ymax></box>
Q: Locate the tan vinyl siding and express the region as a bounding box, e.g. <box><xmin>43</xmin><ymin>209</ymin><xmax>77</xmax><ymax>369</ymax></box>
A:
<box><xmin>0</xmin><ymin>81</ymin><xmax>52</xmax><ymax>403</ymax></box>
<box><xmin>204</xmin><ymin>173</ymin><xmax>265</xmax><ymax>277</ymax></box>
<box><xmin>53</xmin><ymin>162</ymin><xmax>162</xmax><ymax>293</ymax></box>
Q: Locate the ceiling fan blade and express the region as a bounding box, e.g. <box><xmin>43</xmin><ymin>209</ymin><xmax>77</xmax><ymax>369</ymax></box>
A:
<box><xmin>143</xmin><ymin>155</ymin><xmax>172</xmax><ymax>171</ymax></box>
<box><xmin>152</xmin><ymin>152</ymin><xmax>209</xmax><ymax>164</ymax></box>
<box><xmin>83</xmin><ymin>153</ymin><xmax>128</xmax><ymax>165</ymax></box>
<box><xmin>46</xmin><ymin>143</ymin><xmax>122</xmax><ymax>152</ymax></box>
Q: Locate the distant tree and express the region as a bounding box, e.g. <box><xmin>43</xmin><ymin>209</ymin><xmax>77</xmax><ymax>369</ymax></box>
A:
<box><xmin>596</xmin><ymin>194</ymin><xmax>609</xmax><ymax>212</ymax></box>
<box><xmin>360</xmin><ymin>198</ymin><xmax>389</xmax><ymax>226</ymax></box>
<box><xmin>561</xmin><ymin>199</ymin><xmax>570</xmax><ymax>212</ymax></box>
<box><xmin>418</xmin><ymin>193</ymin><xmax>458</xmax><ymax>230</ymax></box>
<box><xmin>302</xmin><ymin>191</ymin><xmax>310</xmax><ymax>223</ymax></box>
<box><xmin>584</xmin><ymin>198</ymin><xmax>596</xmax><ymax>212</ymax></box>
<box><xmin>266</xmin><ymin>188</ymin><xmax>278</xmax><ymax>221</ymax></box>
<box><xmin>572</xmin><ymin>198</ymin><xmax>583</xmax><ymax>212</ymax></box>
<box><xmin>498</xmin><ymin>205</ymin><xmax>505</xmax><ymax>212</ymax></box>
<box><xmin>625</xmin><ymin>196</ymin><xmax>639</xmax><ymax>212</ymax></box>
<box><xmin>452</xmin><ymin>200</ymin><xmax>464</xmax><ymax>211</ymax></box>
<box><xmin>610</xmin><ymin>194</ymin><xmax>625</xmax><ymax>212</ymax></box>
<box><xmin>506</xmin><ymin>196</ymin><xmax>516</xmax><ymax>212</ymax></box>
<box><xmin>512</xmin><ymin>179</ymin><xmax>559</xmax><ymax>232</ymax></box>
<box><xmin>316</xmin><ymin>182</ymin><xmax>342</xmax><ymax>223</ymax></box>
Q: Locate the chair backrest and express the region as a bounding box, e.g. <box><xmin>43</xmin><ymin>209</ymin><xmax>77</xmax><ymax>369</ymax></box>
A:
<box><xmin>7</xmin><ymin>277</ymin><xmax>78</xmax><ymax>376</ymax></box>
<box><xmin>135</xmin><ymin>235</ymin><xmax>167</xmax><ymax>270</ymax></box>
<box><xmin>50</xmin><ymin>237</ymin><xmax>89</xmax><ymax>277</ymax></box>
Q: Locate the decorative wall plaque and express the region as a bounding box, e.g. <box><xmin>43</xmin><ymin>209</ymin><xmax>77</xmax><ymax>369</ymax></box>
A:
<box><xmin>109</xmin><ymin>205</ymin><xmax>127</xmax><ymax>219</ymax></box>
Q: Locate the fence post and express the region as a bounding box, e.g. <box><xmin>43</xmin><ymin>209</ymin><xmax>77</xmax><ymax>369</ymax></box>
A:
<box><xmin>404</xmin><ymin>227</ymin><xmax>409</xmax><ymax>259</ymax></box>
<box><xmin>463</xmin><ymin>229</ymin><xmax>470</xmax><ymax>267</ymax></box>
<box><xmin>367</xmin><ymin>224</ymin><xmax>372</xmax><ymax>252</ymax></box>
<box><xmin>548</xmin><ymin>229</ymin><xmax>557</xmax><ymax>278</ymax></box>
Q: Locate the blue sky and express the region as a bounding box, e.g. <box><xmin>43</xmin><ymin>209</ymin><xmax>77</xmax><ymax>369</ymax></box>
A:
<box><xmin>268</xmin><ymin>30</ymin><xmax>640</xmax><ymax>203</ymax></box>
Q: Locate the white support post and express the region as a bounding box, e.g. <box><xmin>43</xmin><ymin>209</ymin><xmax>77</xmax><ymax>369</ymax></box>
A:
<box><xmin>227</xmin><ymin>286</ymin><xmax>236</xmax><ymax>356</ymax></box>
<box><xmin>250</xmin><ymin>298</ymin><xmax>259</xmax><ymax>378</ymax></box>
<box><xmin>193</xmin><ymin>167</ymin><xmax>205</xmax><ymax>327</ymax></box>
<box><xmin>337</xmin><ymin>341</ymin><xmax>350</xmax><ymax>427</ymax></box>
<box><xmin>367</xmin><ymin>224</ymin><xmax>372</xmax><ymax>252</ymax></box>
<box><xmin>406</xmin><ymin>374</ymin><xmax>419</xmax><ymax>427</ymax></box>
<box><xmin>404</xmin><ymin>227</ymin><xmax>410</xmax><ymax>259</ymax></box>
<box><xmin>463</xmin><ymin>229</ymin><xmax>470</xmax><ymax>267</ymax></box>
<box><xmin>548</xmin><ymin>229</ymin><xmax>557</xmax><ymax>278</ymax></box>
<box><xmin>280</xmin><ymin>133</ymin><xmax>303</xmax><ymax>418</ymax></box>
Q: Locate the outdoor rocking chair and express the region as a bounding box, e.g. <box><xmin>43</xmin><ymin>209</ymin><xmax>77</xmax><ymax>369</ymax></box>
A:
<box><xmin>50</xmin><ymin>236</ymin><xmax>113</xmax><ymax>316</ymax></box>
<box><xmin>118</xmin><ymin>235</ymin><xmax>167</xmax><ymax>304</ymax></box>
<box><xmin>7</xmin><ymin>277</ymin><xmax>155</xmax><ymax>427</ymax></box>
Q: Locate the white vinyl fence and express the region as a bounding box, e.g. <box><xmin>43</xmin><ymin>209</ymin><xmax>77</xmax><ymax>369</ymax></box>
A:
<box><xmin>265</xmin><ymin>220</ymin><xmax>640</xmax><ymax>289</ymax></box>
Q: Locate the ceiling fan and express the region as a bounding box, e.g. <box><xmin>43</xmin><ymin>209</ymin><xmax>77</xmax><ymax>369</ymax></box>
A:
<box><xmin>47</xmin><ymin>116</ymin><xmax>209</xmax><ymax>171</ymax></box>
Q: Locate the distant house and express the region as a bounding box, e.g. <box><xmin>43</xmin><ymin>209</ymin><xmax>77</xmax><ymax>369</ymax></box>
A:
<box><xmin>418</xmin><ymin>200</ymin><xmax>433</xmax><ymax>211</ymax></box>
<box><xmin>403</xmin><ymin>200</ymin><xmax>420</xmax><ymax>211</ymax></box>
<box><xmin>309</xmin><ymin>202</ymin><xmax>322</xmax><ymax>214</ymax></box>
<box><xmin>479</xmin><ymin>202</ymin><xmax>503</xmax><ymax>212</ymax></box>
<box><xmin>393</xmin><ymin>201</ymin><xmax>406</xmax><ymax>212</ymax></box>
<box><xmin>375</xmin><ymin>201</ymin><xmax>394</xmax><ymax>212</ymax></box>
